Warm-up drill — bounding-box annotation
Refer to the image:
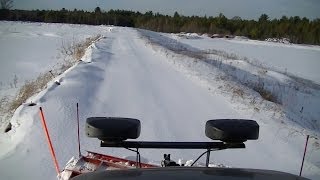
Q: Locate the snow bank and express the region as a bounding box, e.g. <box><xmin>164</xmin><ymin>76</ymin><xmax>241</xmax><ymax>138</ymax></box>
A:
<box><xmin>265</xmin><ymin>37</ymin><xmax>291</xmax><ymax>44</ymax></box>
<box><xmin>0</xmin><ymin>21</ymin><xmax>108</xmax><ymax>132</ymax></box>
<box><xmin>176</xmin><ymin>32</ymin><xmax>202</xmax><ymax>39</ymax></box>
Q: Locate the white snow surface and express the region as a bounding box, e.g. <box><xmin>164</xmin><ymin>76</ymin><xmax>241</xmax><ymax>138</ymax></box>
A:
<box><xmin>168</xmin><ymin>33</ymin><xmax>320</xmax><ymax>84</ymax></box>
<box><xmin>0</xmin><ymin>21</ymin><xmax>107</xmax><ymax>86</ymax></box>
<box><xmin>0</xmin><ymin>22</ymin><xmax>319</xmax><ymax>180</ymax></box>
<box><xmin>0</xmin><ymin>21</ymin><xmax>107</xmax><ymax>131</ymax></box>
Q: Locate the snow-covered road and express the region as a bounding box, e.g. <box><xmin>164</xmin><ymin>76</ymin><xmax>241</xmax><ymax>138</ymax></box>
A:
<box><xmin>89</xmin><ymin>28</ymin><xmax>241</xmax><ymax>140</ymax></box>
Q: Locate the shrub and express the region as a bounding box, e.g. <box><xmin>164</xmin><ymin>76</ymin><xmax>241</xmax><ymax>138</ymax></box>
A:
<box><xmin>60</xmin><ymin>34</ymin><xmax>102</xmax><ymax>61</ymax></box>
<box><xmin>253</xmin><ymin>86</ymin><xmax>277</xmax><ymax>103</ymax></box>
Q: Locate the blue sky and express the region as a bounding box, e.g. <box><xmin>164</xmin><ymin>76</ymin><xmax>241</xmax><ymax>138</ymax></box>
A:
<box><xmin>14</xmin><ymin>0</ymin><xmax>320</xmax><ymax>20</ymax></box>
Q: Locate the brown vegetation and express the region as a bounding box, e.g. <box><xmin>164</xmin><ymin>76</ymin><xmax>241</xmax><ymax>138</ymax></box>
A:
<box><xmin>2</xmin><ymin>35</ymin><xmax>102</xmax><ymax>133</ymax></box>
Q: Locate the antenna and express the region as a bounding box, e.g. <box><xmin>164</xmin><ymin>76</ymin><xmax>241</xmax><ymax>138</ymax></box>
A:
<box><xmin>299</xmin><ymin>135</ymin><xmax>309</xmax><ymax>176</ymax></box>
<box><xmin>39</xmin><ymin>107</ymin><xmax>60</xmax><ymax>175</ymax></box>
<box><xmin>77</xmin><ymin>103</ymin><xmax>81</xmax><ymax>157</ymax></box>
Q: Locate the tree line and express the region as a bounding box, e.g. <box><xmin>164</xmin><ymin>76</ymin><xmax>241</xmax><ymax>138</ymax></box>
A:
<box><xmin>1</xmin><ymin>7</ymin><xmax>320</xmax><ymax>45</ymax></box>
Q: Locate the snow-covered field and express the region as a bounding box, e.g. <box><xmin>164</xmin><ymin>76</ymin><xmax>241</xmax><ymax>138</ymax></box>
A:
<box><xmin>167</xmin><ymin>33</ymin><xmax>320</xmax><ymax>84</ymax></box>
<box><xmin>146</xmin><ymin>31</ymin><xmax>320</xmax><ymax>134</ymax></box>
<box><xmin>0</xmin><ymin>21</ymin><xmax>106</xmax><ymax>131</ymax></box>
<box><xmin>0</xmin><ymin>22</ymin><xmax>319</xmax><ymax>180</ymax></box>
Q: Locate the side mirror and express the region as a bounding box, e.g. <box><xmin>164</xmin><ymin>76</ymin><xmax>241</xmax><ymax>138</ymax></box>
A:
<box><xmin>205</xmin><ymin>119</ymin><xmax>259</xmax><ymax>143</ymax></box>
<box><xmin>86</xmin><ymin>117</ymin><xmax>141</xmax><ymax>142</ymax></box>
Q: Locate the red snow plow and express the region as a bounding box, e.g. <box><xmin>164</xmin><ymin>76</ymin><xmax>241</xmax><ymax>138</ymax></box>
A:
<box><xmin>38</xmin><ymin>107</ymin><xmax>309</xmax><ymax>180</ymax></box>
<box><xmin>59</xmin><ymin>151</ymin><xmax>158</xmax><ymax>179</ymax></box>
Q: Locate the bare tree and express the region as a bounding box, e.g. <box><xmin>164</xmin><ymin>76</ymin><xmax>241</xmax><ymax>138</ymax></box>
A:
<box><xmin>1</xmin><ymin>0</ymin><xmax>13</xmax><ymax>10</ymax></box>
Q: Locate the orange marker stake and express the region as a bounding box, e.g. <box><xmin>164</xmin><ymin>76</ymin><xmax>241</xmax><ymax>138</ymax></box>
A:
<box><xmin>39</xmin><ymin>107</ymin><xmax>60</xmax><ymax>175</ymax></box>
